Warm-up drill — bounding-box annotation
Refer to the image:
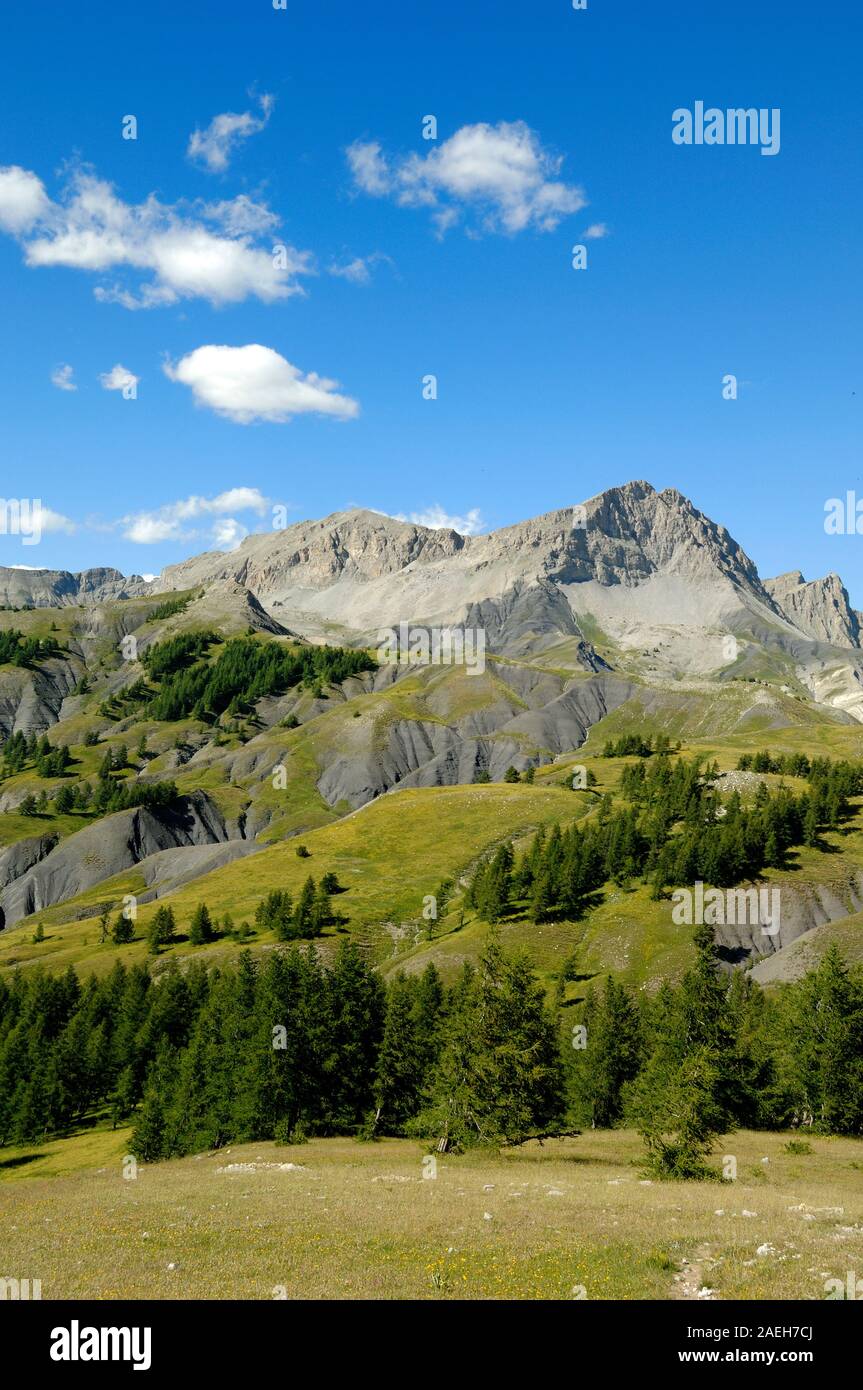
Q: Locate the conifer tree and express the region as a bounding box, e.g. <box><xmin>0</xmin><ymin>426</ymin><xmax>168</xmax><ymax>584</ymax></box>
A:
<box><xmin>189</xmin><ymin>902</ymin><xmax>214</xmax><ymax>945</ymax></box>
<box><xmin>112</xmin><ymin>913</ymin><xmax>135</xmax><ymax>944</ymax></box>
<box><xmin>293</xmin><ymin>876</ymin><xmax>316</xmax><ymax>937</ymax></box>
<box><xmin>424</xmin><ymin>941</ymin><xmax>564</xmax><ymax>1149</ymax></box>
<box><xmin>373</xmin><ymin>973</ymin><xmax>424</xmax><ymax>1133</ymax></box>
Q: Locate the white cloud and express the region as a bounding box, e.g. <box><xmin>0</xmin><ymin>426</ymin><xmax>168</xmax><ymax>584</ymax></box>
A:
<box><xmin>328</xmin><ymin>252</ymin><xmax>391</xmax><ymax>285</ymax></box>
<box><xmin>198</xmin><ymin>194</ymin><xmax>279</xmax><ymax>236</ymax></box>
<box><xmin>164</xmin><ymin>344</ymin><xmax>359</xmax><ymax>424</ymax></box>
<box><xmin>0</xmin><ymin>164</ymin><xmax>309</xmax><ymax>308</ymax></box>
<box><xmin>121</xmin><ymin>487</ymin><xmax>269</xmax><ymax>546</ymax></box>
<box><xmin>582</xmin><ymin>222</ymin><xmax>609</xmax><ymax>239</ymax></box>
<box><xmin>393</xmin><ymin>504</ymin><xmax>484</xmax><ymax>536</ymax></box>
<box><xmin>0</xmin><ymin>165</ymin><xmax>50</xmax><ymax>232</ymax></box>
<box><xmin>211</xmin><ymin>518</ymin><xmax>248</xmax><ymax>550</ymax></box>
<box><xmin>99</xmin><ymin>363</ymin><xmax>139</xmax><ymax>393</ymax></box>
<box><xmin>345</xmin><ymin>141</ymin><xmax>391</xmax><ymax>196</ymax></box>
<box><xmin>188</xmin><ymin>94</ymin><xmax>274</xmax><ymax>173</ymax></box>
<box><xmin>35</xmin><ymin>506</ymin><xmax>77</xmax><ymax>535</ymax></box>
<box><xmin>347</xmin><ymin>121</ymin><xmax>587</xmax><ymax>234</ymax></box>
<box><xmin>51</xmin><ymin>363</ymin><xmax>77</xmax><ymax>392</ymax></box>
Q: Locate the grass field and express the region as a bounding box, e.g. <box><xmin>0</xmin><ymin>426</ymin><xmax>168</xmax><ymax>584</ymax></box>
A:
<box><xmin>1</xmin><ymin>1126</ymin><xmax>861</xmax><ymax>1300</ymax></box>
<box><xmin>0</xmin><ymin>782</ymin><xmax>592</xmax><ymax>979</ymax></box>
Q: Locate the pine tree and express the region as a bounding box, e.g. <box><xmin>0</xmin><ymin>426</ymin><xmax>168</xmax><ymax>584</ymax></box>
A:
<box><xmin>632</xmin><ymin>923</ymin><xmax>736</xmax><ymax>1177</ymax></box>
<box><xmin>632</xmin><ymin>1046</ymin><xmax>727</xmax><ymax>1179</ymax></box>
<box><xmin>574</xmin><ymin>976</ymin><xmax>642</xmax><ymax>1128</ymax></box>
<box><xmin>373</xmin><ymin>973</ymin><xmax>424</xmax><ymax>1134</ymax></box>
<box><xmin>310</xmin><ymin>882</ymin><xmax>331</xmax><ymax>935</ymax></box>
<box><xmin>132</xmin><ymin>1045</ymin><xmax>178</xmax><ymax>1160</ymax></box>
<box><xmin>324</xmin><ymin>941</ymin><xmax>386</xmax><ymax>1131</ymax></box>
<box><xmin>112</xmin><ymin>913</ymin><xmax>135</xmax><ymax>944</ymax></box>
<box><xmin>293</xmin><ymin>877</ymin><xmax>316</xmax><ymax>937</ymax></box>
<box><xmin>189</xmin><ymin>902</ymin><xmax>214</xmax><ymax>945</ymax></box>
<box><xmin>147</xmin><ymin>905</ymin><xmax>176</xmax><ymax>954</ymax></box>
<box><xmin>424</xmin><ymin>941</ymin><xmax>564</xmax><ymax>1149</ymax></box>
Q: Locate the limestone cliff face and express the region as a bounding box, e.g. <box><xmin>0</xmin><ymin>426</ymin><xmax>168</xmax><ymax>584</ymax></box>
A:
<box><xmin>764</xmin><ymin>570</ymin><xmax>861</xmax><ymax>649</ymax></box>
<box><xmin>8</xmin><ymin>480</ymin><xmax>863</xmax><ymax>725</ymax></box>
<box><xmin>155</xmin><ymin>483</ymin><xmax>776</xmax><ymax>609</ymax></box>
<box><xmin>0</xmin><ymin>566</ymin><xmax>151</xmax><ymax>608</ymax></box>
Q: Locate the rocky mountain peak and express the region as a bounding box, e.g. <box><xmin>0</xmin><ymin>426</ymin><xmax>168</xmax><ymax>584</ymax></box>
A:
<box><xmin>764</xmin><ymin>569</ymin><xmax>861</xmax><ymax>649</ymax></box>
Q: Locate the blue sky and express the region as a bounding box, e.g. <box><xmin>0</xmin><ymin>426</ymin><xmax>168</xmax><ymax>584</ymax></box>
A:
<box><xmin>1</xmin><ymin>0</ymin><xmax>861</xmax><ymax>599</ymax></box>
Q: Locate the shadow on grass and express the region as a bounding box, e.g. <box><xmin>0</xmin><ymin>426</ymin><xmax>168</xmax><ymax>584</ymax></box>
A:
<box><xmin>0</xmin><ymin>1152</ymin><xmax>44</xmax><ymax>1170</ymax></box>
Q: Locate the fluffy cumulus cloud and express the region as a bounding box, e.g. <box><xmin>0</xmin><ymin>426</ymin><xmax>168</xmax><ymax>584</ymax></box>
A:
<box><xmin>582</xmin><ymin>222</ymin><xmax>609</xmax><ymax>239</ymax></box>
<box><xmin>347</xmin><ymin>121</ymin><xmax>587</xmax><ymax>234</ymax></box>
<box><xmin>39</xmin><ymin>506</ymin><xmax>77</xmax><ymax>534</ymax></box>
<box><xmin>99</xmin><ymin>363</ymin><xmax>139</xmax><ymax>393</ymax></box>
<box><xmin>0</xmin><ymin>164</ymin><xmax>310</xmax><ymax>308</ymax></box>
<box><xmin>50</xmin><ymin>363</ymin><xmax>76</xmax><ymax>392</ymax></box>
<box><xmin>164</xmin><ymin>344</ymin><xmax>359</xmax><ymax>424</ymax></box>
<box><xmin>121</xmin><ymin>487</ymin><xmax>269</xmax><ymax>548</ymax></box>
<box><xmin>0</xmin><ymin>165</ymin><xmax>50</xmax><ymax>232</ymax></box>
<box><xmin>188</xmin><ymin>94</ymin><xmax>274</xmax><ymax>173</ymax></box>
<box><xmin>393</xmin><ymin>504</ymin><xmax>484</xmax><ymax>536</ymax></box>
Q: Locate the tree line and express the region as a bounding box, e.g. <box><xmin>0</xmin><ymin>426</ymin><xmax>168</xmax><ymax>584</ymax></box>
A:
<box><xmin>465</xmin><ymin>754</ymin><xmax>861</xmax><ymax>923</ymax></box>
<box><xmin>0</xmin><ymin>630</ymin><xmax>62</xmax><ymax>668</ymax></box>
<box><xmin>1</xmin><ymin>931</ymin><xmax>861</xmax><ymax>1175</ymax></box>
<box><xmin>137</xmin><ymin>633</ymin><xmax>376</xmax><ymax>722</ymax></box>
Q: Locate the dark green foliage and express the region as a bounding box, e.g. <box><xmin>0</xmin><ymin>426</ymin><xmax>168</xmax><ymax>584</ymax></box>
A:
<box><xmin>255</xmin><ymin>890</ymin><xmax>294</xmax><ymax>938</ymax></box>
<box><xmin>111</xmin><ymin>913</ymin><xmax>135</xmax><ymax>945</ymax></box>
<box><xmin>602</xmin><ymin>733</ymin><xmax>675</xmax><ymax>758</ymax></box>
<box><xmin>466</xmin><ymin>844</ymin><xmax>513</xmax><ymax>923</ymax></box>
<box><xmin>145</xmin><ymin>592</ymin><xmax>199</xmax><ymax>623</ymax></box>
<box><xmin>147</xmin><ymin>905</ymin><xmax>176</xmax><ymax>954</ymax></box>
<box><xmin>0</xmin><ymin>929</ymin><xmax>860</xmax><ymax>1163</ymax></box>
<box><xmin>143</xmin><ymin>635</ymin><xmax>374</xmax><ymax>723</ymax></box>
<box><xmin>188</xmin><ymin>903</ymin><xmax>214</xmax><ymax>945</ymax></box>
<box><xmin>0</xmin><ymin>629</ymin><xmax>62</xmax><ymax>668</ymax></box>
<box><xmin>87</xmin><ymin>778</ymin><xmax>179</xmax><ymax>817</ymax></box>
<box><xmin>418</xmin><ymin>942</ymin><xmax>565</xmax><ymax>1150</ymax></box>
<box><xmin>465</xmin><ymin>753</ymin><xmax>857</xmax><ymax>922</ymax></box>
<box><xmin>570</xmin><ymin>977</ymin><xmax>643</xmax><ymax>1128</ymax></box>
<box><xmin>373</xmin><ymin>972</ymin><xmax>428</xmax><ymax>1133</ymax></box>
<box><xmin>141</xmin><ymin>630</ymin><xmax>218</xmax><ymax>681</ymax></box>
